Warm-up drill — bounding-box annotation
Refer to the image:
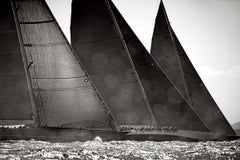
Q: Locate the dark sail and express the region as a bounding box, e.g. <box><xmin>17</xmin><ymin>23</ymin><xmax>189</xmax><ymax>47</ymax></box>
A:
<box><xmin>71</xmin><ymin>0</ymin><xmax>155</xmax><ymax>125</ymax></box>
<box><xmin>151</xmin><ymin>2</ymin><xmax>235</xmax><ymax>135</ymax></box>
<box><xmin>0</xmin><ymin>0</ymin><xmax>33</xmax><ymax>122</ymax></box>
<box><xmin>107</xmin><ymin>0</ymin><xmax>209</xmax><ymax>131</ymax></box>
<box><xmin>10</xmin><ymin>0</ymin><xmax>116</xmax><ymax>130</ymax></box>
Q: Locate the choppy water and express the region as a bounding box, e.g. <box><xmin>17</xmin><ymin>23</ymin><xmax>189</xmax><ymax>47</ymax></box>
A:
<box><xmin>0</xmin><ymin>139</ymin><xmax>240</xmax><ymax>159</ymax></box>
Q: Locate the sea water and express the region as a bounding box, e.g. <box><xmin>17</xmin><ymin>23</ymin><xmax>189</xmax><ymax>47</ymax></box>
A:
<box><xmin>0</xmin><ymin>139</ymin><xmax>239</xmax><ymax>159</ymax></box>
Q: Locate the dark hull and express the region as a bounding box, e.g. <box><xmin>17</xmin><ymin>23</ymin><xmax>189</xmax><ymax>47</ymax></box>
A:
<box><xmin>0</xmin><ymin>128</ymin><xmax>238</xmax><ymax>142</ymax></box>
<box><xmin>0</xmin><ymin>128</ymin><xmax>124</xmax><ymax>142</ymax></box>
<box><xmin>126</xmin><ymin>130</ymin><xmax>239</xmax><ymax>142</ymax></box>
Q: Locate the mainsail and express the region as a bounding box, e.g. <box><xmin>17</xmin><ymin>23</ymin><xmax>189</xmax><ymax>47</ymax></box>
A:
<box><xmin>151</xmin><ymin>1</ymin><xmax>235</xmax><ymax>135</ymax></box>
<box><xmin>71</xmin><ymin>0</ymin><xmax>155</xmax><ymax>125</ymax></box>
<box><xmin>106</xmin><ymin>0</ymin><xmax>209</xmax><ymax>131</ymax></box>
<box><xmin>5</xmin><ymin>0</ymin><xmax>116</xmax><ymax>130</ymax></box>
<box><xmin>71</xmin><ymin>0</ymin><xmax>209</xmax><ymax>131</ymax></box>
<box><xmin>0</xmin><ymin>0</ymin><xmax>33</xmax><ymax>123</ymax></box>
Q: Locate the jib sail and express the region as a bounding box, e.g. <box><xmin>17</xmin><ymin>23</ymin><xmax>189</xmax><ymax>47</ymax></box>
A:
<box><xmin>107</xmin><ymin>0</ymin><xmax>209</xmax><ymax>131</ymax></box>
<box><xmin>71</xmin><ymin>0</ymin><xmax>155</xmax><ymax>125</ymax></box>
<box><xmin>151</xmin><ymin>1</ymin><xmax>235</xmax><ymax>135</ymax></box>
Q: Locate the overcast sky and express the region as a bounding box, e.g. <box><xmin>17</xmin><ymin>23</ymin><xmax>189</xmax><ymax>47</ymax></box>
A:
<box><xmin>46</xmin><ymin>0</ymin><xmax>240</xmax><ymax>124</ymax></box>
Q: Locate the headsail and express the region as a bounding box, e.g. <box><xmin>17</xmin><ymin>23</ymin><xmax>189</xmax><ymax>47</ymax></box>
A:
<box><xmin>71</xmin><ymin>0</ymin><xmax>155</xmax><ymax>125</ymax></box>
<box><xmin>151</xmin><ymin>1</ymin><xmax>235</xmax><ymax>135</ymax></box>
<box><xmin>107</xmin><ymin>0</ymin><xmax>209</xmax><ymax>131</ymax></box>
<box><xmin>10</xmin><ymin>0</ymin><xmax>115</xmax><ymax>130</ymax></box>
<box><xmin>0</xmin><ymin>0</ymin><xmax>33</xmax><ymax>123</ymax></box>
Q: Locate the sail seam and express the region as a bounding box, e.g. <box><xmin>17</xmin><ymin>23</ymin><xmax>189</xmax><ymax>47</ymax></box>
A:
<box><xmin>0</xmin><ymin>52</ymin><xmax>20</xmax><ymax>54</ymax></box>
<box><xmin>97</xmin><ymin>80</ymin><xmax>138</xmax><ymax>86</ymax></box>
<box><xmin>24</xmin><ymin>41</ymin><xmax>66</xmax><ymax>47</ymax></box>
<box><xmin>31</xmin><ymin>75</ymin><xmax>86</xmax><ymax>80</ymax></box>
<box><xmin>0</xmin><ymin>73</ymin><xmax>25</xmax><ymax>76</ymax></box>
<box><xmin>72</xmin><ymin>37</ymin><xmax>119</xmax><ymax>44</ymax></box>
<box><xmin>19</xmin><ymin>19</ymin><xmax>55</xmax><ymax>24</ymax></box>
<box><xmin>0</xmin><ymin>94</ymin><xmax>29</xmax><ymax>97</ymax></box>
<box><xmin>32</xmin><ymin>88</ymin><xmax>97</xmax><ymax>92</ymax></box>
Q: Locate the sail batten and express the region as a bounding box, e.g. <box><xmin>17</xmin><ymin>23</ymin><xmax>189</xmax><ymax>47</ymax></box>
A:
<box><xmin>19</xmin><ymin>19</ymin><xmax>54</xmax><ymax>24</ymax></box>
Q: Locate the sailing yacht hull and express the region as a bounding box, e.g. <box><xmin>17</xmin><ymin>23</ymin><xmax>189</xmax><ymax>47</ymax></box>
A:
<box><xmin>0</xmin><ymin>128</ymin><xmax>238</xmax><ymax>142</ymax></box>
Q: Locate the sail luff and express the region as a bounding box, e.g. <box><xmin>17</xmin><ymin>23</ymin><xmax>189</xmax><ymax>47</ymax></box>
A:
<box><xmin>104</xmin><ymin>0</ymin><xmax>158</xmax><ymax>127</ymax></box>
<box><xmin>10</xmin><ymin>0</ymin><xmax>39</xmax><ymax>126</ymax></box>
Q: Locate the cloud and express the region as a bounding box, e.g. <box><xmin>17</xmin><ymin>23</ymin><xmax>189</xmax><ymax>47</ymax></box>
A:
<box><xmin>230</xmin><ymin>66</ymin><xmax>240</xmax><ymax>77</ymax></box>
<box><xmin>199</xmin><ymin>66</ymin><xmax>240</xmax><ymax>79</ymax></box>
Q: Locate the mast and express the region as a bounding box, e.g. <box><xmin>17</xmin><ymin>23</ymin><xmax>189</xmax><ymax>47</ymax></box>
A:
<box><xmin>0</xmin><ymin>0</ymin><xmax>33</xmax><ymax>124</ymax></box>
<box><xmin>11</xmin><ymin>0</ymin><xmax>39</xmax><ymax>127</ymax></box>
